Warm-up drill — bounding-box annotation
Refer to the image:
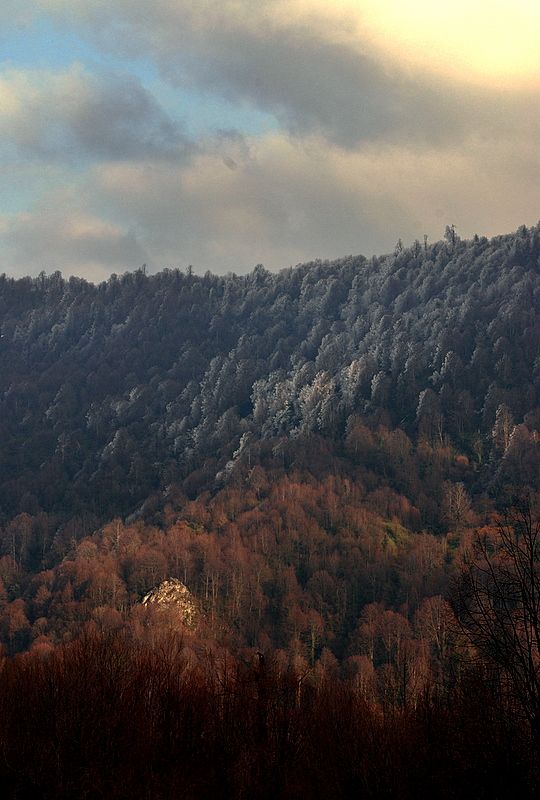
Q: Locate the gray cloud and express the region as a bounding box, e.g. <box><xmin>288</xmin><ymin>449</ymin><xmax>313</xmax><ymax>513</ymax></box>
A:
<box><xmin>0</xmin><ymin>66</ymin><xmax>192</xmax><ymax>162</ymax></box>
<box><xmin>2</xmin><ymin>128</ymin><xmax>540</xmax><ymax>280</ymax></box>
<box><xmin>1</xmin><ymin>2</ymin><xmax>538</xmax><ymax>280</ymax></box>
<box><xmin>36</xmin><ymin>1</ymin><xmax>540</xmax><ymax>148</ymax></box>
<box><xmin>1</xmin><ymin>188</ymin><xmax>149</xmax><ymax>281</ymax></box>
<box><xmin>0</xmin><ymin>1</ymin><xmax>34</xmax><ymax>26</ymax></box>
<box><xmin>158</xmin><ymin>22</ymin><xmax>540</xmax><ymax>149</ymax></box>
<box><xmin>74</xmin><ymin>132</ymin><xmax>540</xmax><ymax>274</ymax></box>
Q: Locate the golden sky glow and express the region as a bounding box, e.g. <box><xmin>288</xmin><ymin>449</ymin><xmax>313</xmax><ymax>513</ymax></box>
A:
<box><xmin>296</xmin><ymin>0</ymin><xmax>540</xmax><ymax>86</ymax></box>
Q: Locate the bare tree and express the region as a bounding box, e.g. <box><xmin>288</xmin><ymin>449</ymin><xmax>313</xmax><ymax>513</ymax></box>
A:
<box><xmin>443</xmin><ymin>481</ymin><xmax>472</xmax><ymax>530</ymax></box>
<box><xmin>452</xmin><ymin>497</ymin><xmax>540</xmax><ymax>746</ymax></box>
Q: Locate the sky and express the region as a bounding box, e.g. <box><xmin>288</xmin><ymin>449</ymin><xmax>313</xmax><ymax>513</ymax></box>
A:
<box><xmin>1</xmin><ymin>1</ymin><xmax>539</xmax><ymax>280</ymax></box>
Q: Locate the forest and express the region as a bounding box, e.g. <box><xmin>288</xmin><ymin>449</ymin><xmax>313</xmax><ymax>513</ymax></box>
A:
<box><xmin>0</xmin><ymin>223</ymin><xmax>539</xmax><ymax>797</ymax></box>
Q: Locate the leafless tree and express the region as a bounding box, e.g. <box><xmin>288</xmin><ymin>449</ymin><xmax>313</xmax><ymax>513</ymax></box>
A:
<box><xmin>452</xmin><ymin>497</ymin><xmax>540</xmax><ymax>746</ymax></box>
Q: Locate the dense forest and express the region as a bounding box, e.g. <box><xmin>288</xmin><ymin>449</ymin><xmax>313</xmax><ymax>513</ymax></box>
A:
<box><xmin>1</xmin><ymin>223</ymin><xmax>538</xmax><ymax>523</ymax></box>
<box><xmin>0</xmin><ymin>224</ymin><xmax>539</xmax><ymax>796</ymax></box>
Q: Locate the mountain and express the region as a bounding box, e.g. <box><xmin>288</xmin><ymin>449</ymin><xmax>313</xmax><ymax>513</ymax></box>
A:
<box><xmin>0</xmin><ymin>224</ymin><xmax>539</xmax><ymax>797</ymax></box>
<box><xmin>1</xmin><ymin>224</ymin><xmax>538</xmax><ymax>529</ymax></box>
<box><xmin>0</xmin><ymin>221</ymin><xmax>537</xmax><ymax>655</ymax></box>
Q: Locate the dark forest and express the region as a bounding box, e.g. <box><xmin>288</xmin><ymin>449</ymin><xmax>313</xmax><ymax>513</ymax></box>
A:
<box><xmin>0</xmin><ymin>224</ymin><xmax>539</xmax><ymax>798</ymax></box>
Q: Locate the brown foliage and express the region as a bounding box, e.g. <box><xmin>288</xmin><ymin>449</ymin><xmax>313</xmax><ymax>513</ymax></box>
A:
<box><xmin>0</xmin><ymin>630</ymin><xmax>536</xmax><ymax>799</ymax></box>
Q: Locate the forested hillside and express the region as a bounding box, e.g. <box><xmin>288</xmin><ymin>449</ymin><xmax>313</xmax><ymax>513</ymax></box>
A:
<box><xmin>0</xmin><ymin>225</ymin><xmax>539</xmax><ymax>796</ymax></box>
<box><xmin>0</xmin><ymin>223</ymin><xmax>538</xmax><ymax>659</ymax></box>
<box><xmin>0</xmin><ymin>224</ymin><xmax>539</xmax><ymax>643</ymax></box>
<box><xmin>1</xmin><ymin>224</ymin><xmax>538</xmax><ymax>526</ymax></box>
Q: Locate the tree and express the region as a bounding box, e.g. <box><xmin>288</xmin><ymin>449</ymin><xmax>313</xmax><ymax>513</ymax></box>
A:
<box><xmin>414</xmin><ymin>595</ymin><xmax>456</xmax><ymax>686</ymax></box>
<box><xmin>444</xmin><ymin>224</ymin><xmax>457</xmax><ymax>252</ymax></box>
<box><xmin>416</xmin><ymin>388</ymin><xmax>443</xmax><ymax>445</ymax></box>
<box><xmin>443</xmin><ymin>481</ymin><xmax>472</xmax><ymax>531</ymax></box>
<box><xmin>452</xmin><ymin>498</ymin><xmax>540</xmax><ymax>748</ymax></box>
<box><xmin>492</xmin><ymin>404</ymin><xmax>515</xmax><ymax>454</ymax></box>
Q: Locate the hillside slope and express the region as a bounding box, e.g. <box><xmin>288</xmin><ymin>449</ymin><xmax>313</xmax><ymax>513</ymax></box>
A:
<box><xmin>1</xmin><ymin>224</ymin><xmax>538</xmax><ymax>526</ymax></box>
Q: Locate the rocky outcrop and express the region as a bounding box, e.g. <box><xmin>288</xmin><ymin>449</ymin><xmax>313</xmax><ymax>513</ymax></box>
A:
<box><xmin>142</xmin><ymin>579</ymin><xmax>200</xmax><ymax>629</ymax></box>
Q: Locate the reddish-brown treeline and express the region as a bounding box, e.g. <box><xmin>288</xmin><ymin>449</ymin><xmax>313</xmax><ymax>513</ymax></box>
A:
<box><xmin>0</xmin><ymin>449</ymin><xmax>502</xmax><ymax>714</ymax></box>
<box><xmin>0</xmin><ymin>431</ymin><xmax>530</xmax><ymax>718</ymax></box>
<box><xmin>0</xmin><ymin>468</ymin><xmax>460</xmax><ymax>687</ymax></box>
<box><xmin>0</xmin><ymin>629</ymin><xmax>536</xmax><ymax>800</ymax></box>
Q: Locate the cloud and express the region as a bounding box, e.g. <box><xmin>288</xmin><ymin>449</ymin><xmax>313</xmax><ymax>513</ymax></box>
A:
<box><xmin>0</xmin><ymin>1</ymin><xmax>34</xmax><ymax>26</ymax></box>
<box><xmin>2</xmin><ymin>125</ymin><xmax>539</xmax><ymax>279</ymax></box>
<box><xmin>0</xmin><ymin>65</ymin><xmax>191</xmax><ymax>162</ymax></box>
<box><xmin>1</xmin><ymin>2</ymin><xmax>539</xmax><ymax>279</ymax></box>
<box><xmin>347</xmin><ymin>1</ymin><xmax>540</xmax><ymax>87</ymax></box>
<box><xmin>88</xmin><ymin>134</ymin><xmax>405</xmax><ymax>272</ymax></box>
<box><xmin>95</xmin><ymin>133</ymin><xmax>540</xmax><ymax>270</ymax></box>
<box><xmin>1</xmin><ymin>189</ymin><xmax>149</xmax><ymax>281</ymax></box>
<box><xmin>35</xmin><ymin>1</ymin><xmax>540</xmax><ymax>149</ymax></box>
